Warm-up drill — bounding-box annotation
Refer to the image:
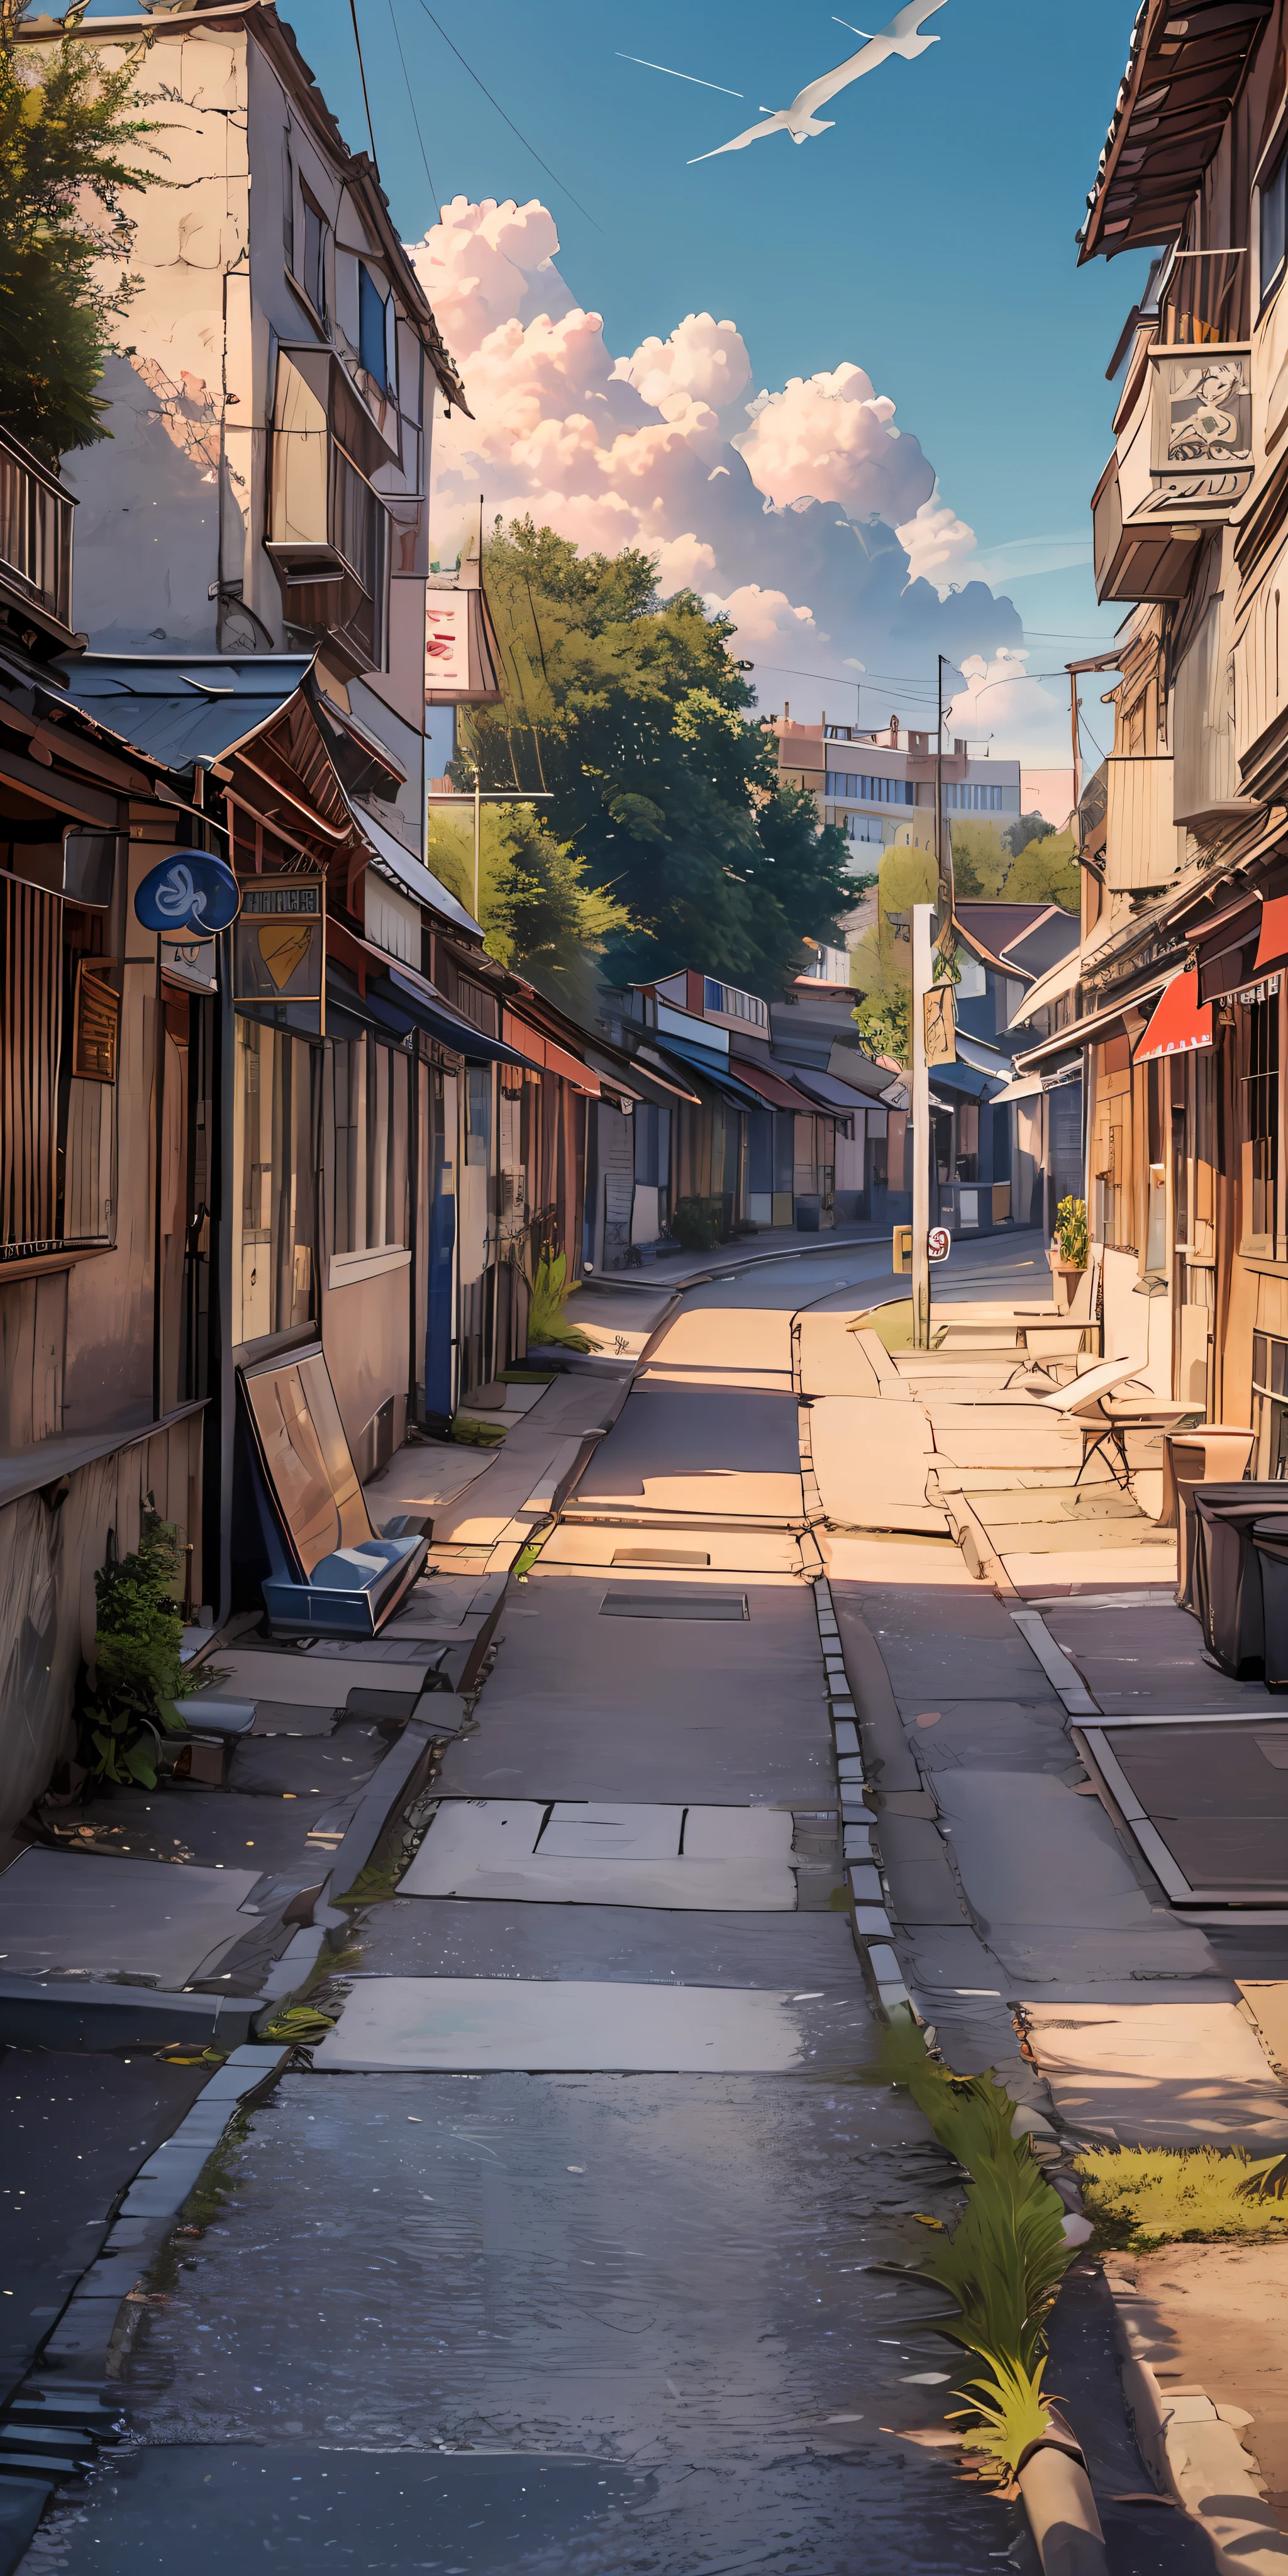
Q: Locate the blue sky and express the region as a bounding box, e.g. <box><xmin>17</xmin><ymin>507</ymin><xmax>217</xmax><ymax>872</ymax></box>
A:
<box><xmin>296</xmin><ymin>0</ymin><xmax>1148</xmax><ymax>700</ymax></box>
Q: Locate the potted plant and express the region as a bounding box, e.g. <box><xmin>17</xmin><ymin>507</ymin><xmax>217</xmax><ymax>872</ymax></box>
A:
<box><xmin>1048</xmin><ymin>1195</ymin><xmax>1088</xmax><ymax>1311</ymax></box>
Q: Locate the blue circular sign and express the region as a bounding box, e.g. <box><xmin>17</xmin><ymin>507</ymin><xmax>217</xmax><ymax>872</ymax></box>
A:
<box><xmin>134</xmin><ymin>849</ymin><xmax>240</xmax><ymax>938</ymax></box>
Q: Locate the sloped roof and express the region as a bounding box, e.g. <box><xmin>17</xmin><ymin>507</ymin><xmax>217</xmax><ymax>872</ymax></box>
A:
<box><xmin>1079</xmin><ymin>0</ymin><xmax>1272</xmax><ymax>265</ymax></box>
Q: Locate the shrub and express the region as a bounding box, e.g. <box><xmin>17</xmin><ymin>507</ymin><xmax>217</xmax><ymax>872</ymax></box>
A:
<box><xmin>1053</xmin><ymin>1195</ymin><xmax>1088</xmax><ymax>1268</ymax></box>
<box><xmin>83</xmin><ymin>1514</ymin><xmax>195</xmax><ymax>1787</ymax></box>
<box><xmin>670</xmin><ymin>1194</ymin><xmax>725</xmax><ymax>1252</ymax></box>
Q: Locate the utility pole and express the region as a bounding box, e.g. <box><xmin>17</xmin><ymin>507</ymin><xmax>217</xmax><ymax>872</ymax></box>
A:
<box><xmin>473</xmin><ymin>762</ymin><xmax>482</xmax><ymax>924</ymax></box>
<box><xmin>935</xmin><ymin>653</ymin><xmax>948</xmax><ymax>906</ymax></box>
<box><xmin>911</xmin><ymin>902</ymin><xmax>933</xmax><ymax>1350</ymax></box>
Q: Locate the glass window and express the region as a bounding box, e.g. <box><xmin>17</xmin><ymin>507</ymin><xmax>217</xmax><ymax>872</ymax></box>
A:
<box><xmin>1254</xmin><ymin>1332</ymin><xmax>1288</xmax><ymax>1479</ymax></box>
<box><xmin>302</xmin><ymin>198</ymin><xmax>329</xmax><ymax>321</ymax></box>
<box><xmin>1243</xmin><ymin>991</ymin><xmax>1279</xmax><ymax>1243</ymax></box>
<box><xmin>359</xmin><ymin>264</ymin><xmax>389</xmax><ymax>388</ymax></box>
<box><xmin>233</xmin><ymin>1016</ymin><xmax>318</xmax><ymax>1346</ymax></box>
<box><xmin>1263</xmin><ymin>143</ymin><xmax>1288</xmax><ymax>309</ymax></box>
<box><xmin>328</xmin><ymin>1033</ymin><xmax>409</xmax><ymax>1253</ymax></box>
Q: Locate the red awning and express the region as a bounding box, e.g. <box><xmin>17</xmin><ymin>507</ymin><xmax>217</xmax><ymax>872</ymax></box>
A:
<box><xmin>502</xmin><ymin>1012</ymin><xmax>601</xmax><ymax>1096</ymax></box>
<box><xmin>1255</xmin><ymin>892</ymin><xmax>1288</xmax><ymax>975</ymax></box>
<box><xmin>729</xmin><ymin>1054</ymin><xmax>823</xmax><ymax>1114</ymax></box>
<box><xmin>1133</xmin><ymin>970</ymin><xmax>1213</xmax><ymax>1064</ymax></box>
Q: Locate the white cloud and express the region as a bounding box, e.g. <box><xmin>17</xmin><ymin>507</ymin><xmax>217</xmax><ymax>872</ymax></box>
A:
<box><xmin>704</xmin><ymin>584</ymin><xmax>819</xmax><ymax>646</ymax></box>
<box><xmin>733</xmin><ymin>363</ymin><xmax>933</xmax><ymax>525</ymax></box>
<box><xmin>614</xmin><ymin>313</ymin><xmax>752</xmax><ymax>420</ymax></box>
<box><xmin>947</xmin><ymin>650</ymin><xmax>1069</xmax><ymax>762</ymax></box>
<box><xmin>408</xmin><ymin>201</ymin><xmax>1046</xmax><ymax>747</ymax></box>
<box><xmin>896</xmin><ymin>494</ymin><xmax>978</xmax><ymax>590</ymax></box>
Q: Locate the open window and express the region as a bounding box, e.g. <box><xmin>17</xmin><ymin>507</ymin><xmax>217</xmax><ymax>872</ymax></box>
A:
<box><xmin>0</xmin><ymin>860</ymin><xmax>119</xmax><ymax>1268</ymax></box>
<box><xmin>267</xmin><ymin>350</ymin><xmax>390</xmax><ymax>672</ymax></box>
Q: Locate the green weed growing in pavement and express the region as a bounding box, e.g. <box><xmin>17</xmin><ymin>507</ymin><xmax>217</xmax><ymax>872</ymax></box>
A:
<box><xmin>82</xmin><ymin>1514</ymin><xmax>199</xmax><ymax>1788</ymax></box>
<box><xmin>877</xmin><ymin>2018</ymin><xmax>1076</xmax><ymax>2478</ymax></box>
<box><xmin>1076</xmin><ymin>2143</ymin><xmax>1288</xmax><ymax>2250</ymax></box>
<box><xmin>527</xmin><ymin>1250</ymin><xmax>593</xmax><ymax>1350</ymax></box>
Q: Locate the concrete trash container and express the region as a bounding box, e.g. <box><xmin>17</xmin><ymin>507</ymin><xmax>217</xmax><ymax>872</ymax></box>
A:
<box><xmin>1251</xmin><ymin>1515</ymin><xmax>1288</xmax><ymax>1690</ymax></box>
<box><xmin>1192</xmin><ymin>1485</ymin><xmax>1288</xmax><ymax>1676</ymax></box>
<box><xmin>1164</xmin><ymin>1427</ymin><xmax>1256</xmax><ymax>1607</ymax></box>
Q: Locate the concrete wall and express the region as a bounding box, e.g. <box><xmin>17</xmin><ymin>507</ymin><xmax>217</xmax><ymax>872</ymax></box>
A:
<box><xmin>0</xmin><ymin>1412</ymin><xmax>202</xmax><ymax>1841</ymax></box>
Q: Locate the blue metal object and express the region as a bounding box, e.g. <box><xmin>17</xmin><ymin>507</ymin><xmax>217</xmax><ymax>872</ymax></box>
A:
<box><xmin>134</xmin><ymin>849</ymin><xmax>240</xmax><ymax>936</ymax></box>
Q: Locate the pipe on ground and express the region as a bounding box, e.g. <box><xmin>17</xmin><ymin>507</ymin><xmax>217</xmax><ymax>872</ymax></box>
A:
<box><xmin>1018</xmin><ymin>2443</ymin><xmax>1108</xmax><ymax>2576</ymax></box>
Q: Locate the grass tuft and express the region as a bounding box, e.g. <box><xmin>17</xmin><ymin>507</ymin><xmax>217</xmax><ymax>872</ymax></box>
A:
<box><xmin>1076</xmin><ymin>2143</ymin><xmax>1288</xmax><ymax>2250</ymax></box>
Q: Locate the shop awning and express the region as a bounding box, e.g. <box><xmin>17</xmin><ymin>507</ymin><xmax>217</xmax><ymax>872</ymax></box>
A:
<box><xmin>925</xmin><ymin>1058</ymin><xmax>997</xmax><ymax>1101</ymax></box>
<box><xmin>728</xmin><ymin>1055</ymin><xmax>823</xmax><ymax>1114</ymax></box>
<box><xmin>990</xmin><ymin>1072</ymin><xmax>1045</xmax><ymax>1105</ymax></box>
<box><xmin>1008</xmin><ymin>948</ymin><xmax>1080</xmax><ymax>1027</ymax></box>
<box><xmin>1133</xmin><ymin>969</ymin><xmax>1213</xmax><ymax>1065</ymax></box>
<box><xmin>645</xmin><ymin>1031</ymin><xmax>772</xmax><ymax>1112</ymax></box>
<box><xmin>1190</xmin><ymin>897</ymin><xmax>1262</xmax><ymax>1004</ymax></box>
<box><xmin>374</xmin><ymin>965</ymin><xmax>540</xmax><ymax>1071</ymax></box>
<box><xmin>955</xmin><ymin>1033</ymin><xmax>1014</xmax><ymax>1082</ymax></box>
<box><xmin>1255</xmin><ymin>893</ymin><xmax>1288</xmax><ymax>976</ymax></box>
<box><xmin>502</xmin><ymin>1011</ymin><xmax>601</xmax><ymax>1095</ymax></box>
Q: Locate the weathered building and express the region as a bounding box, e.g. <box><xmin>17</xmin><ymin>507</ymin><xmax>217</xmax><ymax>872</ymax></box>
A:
<box><xmin>1023</xmin><ymin>0</ymin><xmax>1288</xmax><ymax>1430</ymax></box>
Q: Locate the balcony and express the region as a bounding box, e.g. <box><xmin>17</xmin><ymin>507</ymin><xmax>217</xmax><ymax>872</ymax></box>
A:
<box><xmin>1092</xmin><ymin>341</ymin><xmax>1252</xmax><ymax>604</ymax></box>
<box><xmin>0</xmin><ymin>426</ymin><xmax>76</xmax><ymax>656</ymax></box>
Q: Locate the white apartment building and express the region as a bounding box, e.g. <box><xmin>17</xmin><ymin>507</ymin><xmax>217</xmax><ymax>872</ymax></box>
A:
<box><xmin>774</xmin><ymin>718</ymin><xmax>1023</xmax><ymax>873</ymax></box>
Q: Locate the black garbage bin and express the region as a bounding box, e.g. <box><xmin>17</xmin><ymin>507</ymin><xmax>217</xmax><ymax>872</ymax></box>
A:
<box><xmin>1192</xmin><ymin>1485</ymin><xmax>1288</xmax><ymax>1676</ymax></box>
<box><xmin>1252</xmin><ymin>1515</ymin><xmax>1288</xmax><ymax>1690</ymax></box>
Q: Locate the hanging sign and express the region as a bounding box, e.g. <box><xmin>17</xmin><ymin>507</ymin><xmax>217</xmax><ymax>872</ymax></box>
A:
<box><xmin>233</xmin><ymin>873</ymin><xmax>325</xmax><ymax>1035</ymax></box>
<box><xmin>923</xmin><ymin>982</ymin><xmax>957</xmax><ymax>1065</ymax></box>
<box><xmin>134</xmin><ymin>849</ymin><xmax>240</xmax><ymax>938</ymax></box>
<box><xmin>928</xmin><ymin>1225</ymin><xmax>952</xmax><ymax>1263</ymax></box>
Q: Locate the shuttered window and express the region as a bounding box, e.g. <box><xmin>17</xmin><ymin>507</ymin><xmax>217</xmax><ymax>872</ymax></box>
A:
<box><xmin>0</xmin><ymin>877</ymin><xmax>61</xmax><ymax>1255</ymax></box>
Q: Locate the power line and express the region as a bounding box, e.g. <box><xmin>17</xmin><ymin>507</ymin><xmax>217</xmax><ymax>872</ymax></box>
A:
<box><xmin>348</xmin><ymin>0</ymin><xmax>379</xmax><ymax>165</ymax></box>
<box><xmin>409</xmin><ymin>0</ymin><xmax>599</xmax><ymax>230</ymax></box>
<box><xmin>387</xmin><ymin>0</ymin><xmax>439</xmax><ymax>213</ymax></box>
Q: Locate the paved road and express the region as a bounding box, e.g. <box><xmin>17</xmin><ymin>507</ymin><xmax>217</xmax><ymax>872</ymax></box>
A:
<box><xmin>20</xmin><ymin>1236</ymin><xmax>1067</xmax><ymax>2575</ymax></box>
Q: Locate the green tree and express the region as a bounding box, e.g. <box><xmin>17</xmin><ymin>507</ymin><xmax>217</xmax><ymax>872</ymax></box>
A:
<box><xmin>1004</xmin><ymin>810</ymin><xmax>1055</xmax><ymax>860</ymax></box>
<box><xmin>426</xmin><ymin>798</ymin><xmax>633</xmax><ymax>1018</ymax></box>
<box><xmin>950</xmin><ymin>817</ymin><xmax>1011</xmax><ymax>899</ymax></box>
<box><xmin>846</xmin><ymin>845</ymin><xmax>936</xmax><ymax>1067</ymax></box>
<box><xmin>457</xmin><ymin>519</ymin><xmax>852</xmax><ymax>995</ymax></box>
<box><xmin>0</xmin><ymin>8</ymin><xmax>162</xmax><ymax>460</ymax></box>
<box><xmin>1003</xmin><ymin>829</ymin><xmax>1079</xmax><ymax>911</ymax></box>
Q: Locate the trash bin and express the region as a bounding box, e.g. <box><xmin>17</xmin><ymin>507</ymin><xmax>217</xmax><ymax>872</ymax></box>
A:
<box><xmin>1251</xmin><ymin>1515</ymin><xmax>1288</xmax><ymax>1690</ymax></box>
<box><xmin>1163</xmin><ymin>1427</ymin><xmax>1257</xmax><ymax>1608</ymax></box>
<box><xmin>1192</xmin><ymin>1484</ymin><xmax>1288</xmax><ymax>1675</ymax></box>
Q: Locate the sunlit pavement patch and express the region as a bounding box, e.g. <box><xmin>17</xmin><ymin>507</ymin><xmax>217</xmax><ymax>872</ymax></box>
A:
<box><xmin>399</xmin><ymin>1801</ymin><xmax>797</xmax><ymax>1909</ymax></box>
<box><xmin>310</xmin><ymin>1977</ymin><xmax>809</xmax><ymax>2071</ymax></box>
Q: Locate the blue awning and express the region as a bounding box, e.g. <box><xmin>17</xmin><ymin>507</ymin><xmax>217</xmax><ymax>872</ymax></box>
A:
<box><xmin>645</xmin><ymin>1031</ymin><xmax>773</xmax><ymax>1112</ymax></box>
<box><xmin>60</xmin><ymin>652</ymin><xmax>314</xmax><ymax>770</ymax></box>
<box><xmin>376</xmin><ymin>969</ymin><xmax>540</xmax><ymax>1071</ymax></box>
<box><xmin>927</xmin><ymin>1058</ymin><xmax>999</xmax><ymax>1101</ymax></box>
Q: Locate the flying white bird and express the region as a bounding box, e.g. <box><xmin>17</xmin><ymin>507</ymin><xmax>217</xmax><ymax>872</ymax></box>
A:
<box><xmin>687</xmin><ymin>0</ymin><xmax>950</xmax><ymax>162</ymax></box>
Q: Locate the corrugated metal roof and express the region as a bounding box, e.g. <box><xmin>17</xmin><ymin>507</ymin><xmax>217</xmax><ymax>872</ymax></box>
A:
<box><xmin>61</xmin><ymin>653</ymin><xmax>313</xmax><ymax>770</ymax></box>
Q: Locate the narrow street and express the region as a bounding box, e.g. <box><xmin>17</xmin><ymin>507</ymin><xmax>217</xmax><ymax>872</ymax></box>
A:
<box><xmin>11</xmin><ymin>1234</ymin><xmax>1217</xmax><ymax>2576</ymax></box>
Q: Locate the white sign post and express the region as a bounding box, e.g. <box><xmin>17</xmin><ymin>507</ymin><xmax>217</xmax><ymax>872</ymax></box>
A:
<box><xmin>911</xmin><ymin>904</ymin><xmax>933</xmax><ymax>1350</ymax></box>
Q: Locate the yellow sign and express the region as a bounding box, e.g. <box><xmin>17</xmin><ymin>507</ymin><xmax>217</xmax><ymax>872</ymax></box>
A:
<box><xmin>892</xmin><ymin>1223</ymin><xmax>913</xmax><ymax>1274</ymax></box>
<box><xmin>923</xmin><ymin>982</ymin><xmax>957</xmax><ymax>1065</ymax></box>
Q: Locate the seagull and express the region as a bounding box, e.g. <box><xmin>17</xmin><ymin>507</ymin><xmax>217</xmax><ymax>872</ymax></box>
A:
<box><xmin>688</xmin><ymin>0</ymin><xmax>950</xmax><ymax>161</ymax></box>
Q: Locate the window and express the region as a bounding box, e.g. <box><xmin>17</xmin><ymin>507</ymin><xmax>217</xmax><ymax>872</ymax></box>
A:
<box><xmin>824</xmin><ymin>770</ymin><xmax>913</xmax><ymax>804</ymax></box>
<box><xmin>358</xmin><ymin>264</ymin><xmax>397</xmax><ymax>396</ymax></box>
<box><xmin>702</xmin><ymin>977</ymin><xmax>767</xmax><ymax>1027</ymax></box>
<box><xmin>943</xmin><ymin>782</ymin><xmax>1006</xmax><ymax>810</ymax></box>
<box><xmin>302</xmin><ymin>196</ymin><xmax>330</xmax><ymax>323</ymax></box>
<box><xmin>328</xmin><ymin>1034</ymin><xmax>409</xmax><ymax>1258</ymax></box>
<box><xmin>1262</xmin><ymin>140</ymin><xmax>1288</xmax><ymax>310</ymax></box>
<box><xmin>1243</xmin><ymin>988</ymin><xmax>1279</xmax><ymax>1244</ymax></box>
<box><xmin>269</xmin><ymin>354</ymin><xmax>389</xmax><ymax>670</ymax></box>
<box><xmin>1255</xmin><ymin>1333</ymin><xmax>1288</xmax><ymax>1479</ymax></box>
<box><xmin>233</xmin><ymin>1017</ymin><xmax>318</xmax><ymax>1346</ymax></box>
<box><xmin>282</xmin><ymin>147</ymin><xmax>294</xmax><ymax>266</ymax></box>
<box><xmin>1</xmin><ymin>875</ymin><xmax>117</xmax><ymax>1265</ymax></box>
<box><xmin>465</xmin><ymin>1062</ymin><xmax>491</xmax><ymax>1166</ymax></box>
